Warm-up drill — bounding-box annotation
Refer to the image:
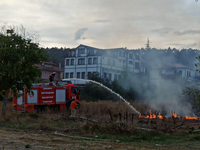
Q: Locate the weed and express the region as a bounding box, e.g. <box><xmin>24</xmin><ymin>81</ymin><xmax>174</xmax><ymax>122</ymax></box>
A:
<box><xmin>18</xmin><ymin>122</ymin><xmax>29</xmax><ymax>129</ymax></box>
<box><xmin>25</xmin><ymin>144</ymin><xmax>30</xmax><ymax>148</ymax></box>
<box><xmin>9</xmin><ymin>141</ymin><xmax>14</xmax><ymax>144</ymax></box>
<box><xmin>100</xmin><ymin>134</ymin><xmax>108</xmax><ymax>139</ymax></box>
<box><xmin>187</xmin><ymin>135</ymin><xmax>200</xmax><ymax>141</ymax></box>
<box><xmin>130</xmin><ymin>135</ymin><xmax>143</xmax><ymax>141</ymax></box>
<box><xmin>28</xmin><ymin>113</ymin><xmax>39</xmax><ymax>119</ymax></box>
<box><xmin>56</xmin><ymin>121</ymin><xmax>65</xmax><ymax>128</ymax></box>
<box><xmin>81</xmin><ymin>140</ymin><xmax>87</xmax><ymax>146</ymax></box>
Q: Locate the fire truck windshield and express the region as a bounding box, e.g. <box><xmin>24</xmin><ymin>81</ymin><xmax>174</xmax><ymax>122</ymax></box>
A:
<box><xmin>71</xmin><ymin>87</ymin><xmax>79</xmax><ymax>95</ymax></box>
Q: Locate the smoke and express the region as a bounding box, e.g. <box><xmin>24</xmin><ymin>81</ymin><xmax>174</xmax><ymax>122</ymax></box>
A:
<box><xmin>74</xmin><ymin>28</ymin><xmax>88</xmax><ymax>41</ymax></box>
<box><xmin>121</xmin><ymin>74</ymin><xmax>197</xmax><ymax>117</ymax></box>
<box><xmin>118</xmin><ymin>51</ymin><xmax>199</xmax><ymax>117</ymax></box>
<box><xmin>146</xmin><ymin>79</ymin><xmax>194</xmax><ymax>117</ymax></box>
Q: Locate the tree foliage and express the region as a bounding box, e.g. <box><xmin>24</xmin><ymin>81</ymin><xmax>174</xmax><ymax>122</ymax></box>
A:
<box><xmin>184</xmin><ymin>56</ymin><xmax>200</xmax><ymax>114</ymax></box>
<box><xmin>44</xmin><ymin>47</ymin><xmax>69</xmax><ymax>69</ymax></box>
<box><xmin>80</xmin><ymin>72</ymin><xmax>136</xmax><ymax>101</ymax></box>
<box><xmin>0</xmin><ymin>24</ymin><xmax>46</xmax><ymax>115</ymax></box>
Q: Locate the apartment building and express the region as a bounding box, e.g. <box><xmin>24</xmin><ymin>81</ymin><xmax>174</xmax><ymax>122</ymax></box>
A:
<box><xmin>149</xmin><ymin>63</ymin><xmax>197</xmax><ymax>81</ymax></box>
<box><xmin>63</xmin><ymin>44</ymin><xmax>142</xmax><ymax>81</ymax></box>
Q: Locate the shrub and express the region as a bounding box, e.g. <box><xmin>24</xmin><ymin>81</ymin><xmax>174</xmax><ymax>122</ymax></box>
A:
<box><xmin>25</xmin><ymin>144</ymin><xmax>30</xmax><ymax>148</ymax></box>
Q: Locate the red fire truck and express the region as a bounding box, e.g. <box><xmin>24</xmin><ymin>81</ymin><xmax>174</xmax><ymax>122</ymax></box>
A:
<box><xmin>13</xmin><ymin>81</ymin><xmax>80</xmax><ymax>112</ymax></box>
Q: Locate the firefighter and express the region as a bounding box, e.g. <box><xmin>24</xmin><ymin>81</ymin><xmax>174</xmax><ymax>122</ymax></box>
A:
<box><xmin>70</xmin><ymin>98</ymin><xmax>77</xmax><ymax>117</ymax></box>
<box><xmin>49</xmin><ymin>72</ymin><xmax>57</xmax><ymax>85</ymax></box>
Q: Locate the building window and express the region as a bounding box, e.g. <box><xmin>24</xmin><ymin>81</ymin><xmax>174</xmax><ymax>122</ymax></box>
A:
<box><xmin>66</xmin><ymin>59</ymin><xmax>70</xmax><ymax>65</ymax></box>
<box><xmin>135</xmin><ymin>62</ymin><xmax>140</xmax><ymax>69</ymax></box>
<box><xmin>129</xmin><ymin>53</ymin><xmax>133</xmax><ymax>59</ymax></box>
<box><xmin>123</xmin><ymin>52</ymin><xmax>125</xmax><ymax>57</ymax></box>
<box><xmin>88</xmin><ymin>58</ymin><xmax>92</xmax><ymax>64</ymax></box>
<box><xmin>129</xmin><ymin>61</ymin><xmax>133</xmax><ymax>64</ymax></box>
<box><xmin>107</xmin><ymin>59</ymin><xmax>110</xmax><ymax>65</ymax></box>
<box><xmin>109</xmin><ymin>73</ymin><xmax>112</xmax><ymax>81</ymax></box>
<box><xmin>93</xmin><ymin>58</ymin><xmax>97</xmax><ymax>64</ymax></box>
<box><xmin>78</xmin><ymin>48</ymin><xmax>85</xmax><ymax>54</ymax></box>
<box><xmin>88</xmin><ymin>72</ymin><xmax>91</xmax><ymax>78</ymax></box>
<box><xmin>187</xmin><ymin>71</ymin><xmax>191</xmax><ymax>77</ymax></box>
<box><xmin>135</xmin><ymin>55</ymin><xmax>140</xmax><ymax>60</ymax></box>
<box><xmin>82</xmin><ymin>72</ymin><xmax>85</xmax><ymax>79</ymax></box>
<box><xmin>77</xmin><ymin>72</ymin><xmax>80</xmax><ymax>78</ymax></box>
<box><xmin>118</xmin><ymin>75</ymin><xmax>122</xmax><ymax>79</ymax></box>
<box><xmin>66</xmin><ymin>73</ymin><xmax>69</xmax><ymax>78</ymax></box>
<box><xmin>68</xmin><ymin>51</ymin><xmax>74</xmax><ymax>57</ymax></box>
<box><xmin>71</xmin><ymin>59</ymin><xmax>74</xmax><ymax>65</ymax></box>
<box><xmin>178</xmin><ymin>70</ymin><xmax>182</xmax><ymax>76</ymax></box>
<box><xmin>119</xmin><ymin>51</ymin><xmax>122</xmax><ymax>57</ymax></box>
<box><xmin>114</xmin><ymin>74</ymin><xmax>117</xmax><ymax>80</ymax></box>
<box><xmin>78</xmin><ymin>58</ymin><xmax>85</xmax><ymax>65</ymax></box>
<box><xmin>70</xmin><ymin>72</ymin><xmax>73</xmax><ymax>78</ymax></box>
<box><xmin>104</xmin><ymin>73</ymin><xmax>107</xmax><ymax>78</ymax></box>
<box><xmin>88</xmin><ymin>49</ymin><xmax>94</xmax><ymax>55</ymax></box>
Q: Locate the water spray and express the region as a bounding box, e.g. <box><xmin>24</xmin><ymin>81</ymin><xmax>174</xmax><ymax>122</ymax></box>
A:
<box><xmin>62</xmin><ymin>78</ymin><xmax>141</xmax><ymax>115</ymax></box>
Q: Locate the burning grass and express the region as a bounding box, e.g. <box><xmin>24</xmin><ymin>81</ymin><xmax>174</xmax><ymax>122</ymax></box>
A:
<box><xmin>0</xmin><ymin>101</ymin><xmax>200</xmax><ymax>149</ymax></box>
<box><xmin>0</xmin><ymin>101</ymin><xmax>199</xmax><ymax>130</ymax></box>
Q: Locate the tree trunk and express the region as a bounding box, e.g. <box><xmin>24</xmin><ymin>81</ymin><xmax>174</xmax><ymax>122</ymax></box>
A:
<box><xmin>1</xmin><ymin>89</ymin><xmax>9</xmax><ymax>116</ymax></box>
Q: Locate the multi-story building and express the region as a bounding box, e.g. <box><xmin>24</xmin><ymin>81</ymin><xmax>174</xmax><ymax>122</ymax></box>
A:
<box><xmin>149</xmin><ymin>63</ymin><xmax>197</xmax><ymax>81</ymax></box>
<box><xmin>63</xmin><ymin>44</ymin><xmax>142</xmax><ymax>81</ymax></box>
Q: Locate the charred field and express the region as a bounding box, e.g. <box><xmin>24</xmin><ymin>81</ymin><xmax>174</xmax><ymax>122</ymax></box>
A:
<box><xmin>0</xmin><ymin>101</ymin><xmax>200</xmax><ymax>150</ymax></box>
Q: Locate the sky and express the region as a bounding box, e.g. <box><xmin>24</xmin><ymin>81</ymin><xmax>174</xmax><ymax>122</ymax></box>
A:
<box><xmin>0</xmin><ymin>0</ymin><xmax>200</xmax><ymax>50</ymax></box>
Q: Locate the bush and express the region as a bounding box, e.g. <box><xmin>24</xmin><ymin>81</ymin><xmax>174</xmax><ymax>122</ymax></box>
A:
<box><xmin>80</xmin><ymin>72</ymin><xmax>138</xmax><ymax>101</ymax></box>
<box><xmin>25</xmin><ymin>144</ymin><xmax>30</xmax><ymax>148</ymax></box>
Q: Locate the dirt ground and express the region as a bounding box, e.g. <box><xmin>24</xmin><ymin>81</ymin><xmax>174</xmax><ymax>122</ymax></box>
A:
<box><xmin>0</xmin><ymin>128</ymin><xmax>143</xmax><ymax>150</ymax></box>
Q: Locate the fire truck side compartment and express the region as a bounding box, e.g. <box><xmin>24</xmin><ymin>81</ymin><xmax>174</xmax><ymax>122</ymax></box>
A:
<box><xmin>13</xmin><ymin>84</ymin><xmax>80</xmax><ymax>112</ymax></box>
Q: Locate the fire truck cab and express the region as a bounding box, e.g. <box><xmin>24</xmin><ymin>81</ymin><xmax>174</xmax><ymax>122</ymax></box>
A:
<box><xmin>13</xmin><ymin>81</ymin><xmax>80</xmax><ymax>112</ymax></box>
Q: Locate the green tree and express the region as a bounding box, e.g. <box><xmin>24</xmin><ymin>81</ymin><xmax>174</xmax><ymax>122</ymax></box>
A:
<box><xmin>184</xmin><ymin>56</ymin><xmax>200</xmax><ymax>112</ymax></box>
<box><xmin>0</xmin><ymin>24</ymin><xmax>46</xmax><ymax>115</ymax></box>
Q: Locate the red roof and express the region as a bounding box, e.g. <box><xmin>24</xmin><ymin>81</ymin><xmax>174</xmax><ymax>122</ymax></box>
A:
<box><xmin>40</xmin><ymin>61</ymin><xmax>56</xmax><ymax>65</ymax></box>
<box><xmin>35</xmin><ymin>63</ymin><xmax>63</xmax><ymax>72</ymax></box>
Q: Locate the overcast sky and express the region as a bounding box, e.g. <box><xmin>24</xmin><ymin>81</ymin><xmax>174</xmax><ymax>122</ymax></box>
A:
<box><xmin>1</xmin><ymin>0</ymin><xmax>200</xmax><ymax>50</ymax></box>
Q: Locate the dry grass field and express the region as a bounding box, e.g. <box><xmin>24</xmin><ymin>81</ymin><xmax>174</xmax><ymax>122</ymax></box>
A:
<box><xmin>0</xmin><ymin>101</ymin><xmax>199</xmax><ymax>150</ymax></box>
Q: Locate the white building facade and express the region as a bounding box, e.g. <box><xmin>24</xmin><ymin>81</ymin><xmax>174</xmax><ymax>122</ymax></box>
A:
<box><xmin>149</xmin><ymin>63</ymin><xmax>197</xmax><ymax>81</ymax></box>
<box><xmin>63</xmin><ymin>44</ymin><xmax>142</xmax><ymax>81</ymax></box>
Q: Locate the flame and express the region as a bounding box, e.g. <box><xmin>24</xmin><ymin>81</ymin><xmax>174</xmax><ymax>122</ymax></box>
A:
<box><xmin>138</xmin><ymin>110</ymin><xmax>199</xmax><ymax>120</ymax></box>
<box><xmin>171</xmin><ymin>112</ymin><xmax>181</xmax><ymax>119</ymax></box>
<box><xmin>158</xmin><ymin>112</ymin><xmax>163</xmax><ymax>119</ymax></box>
<box><xmin>138</xmin><ymin>110</ymin><xmax>157</xmax><ymax>119</ymax></box>
<box><xmin>185</xmin><ymin>116</ymin><xmax>198</xmax><ymax>120</ymax></box>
